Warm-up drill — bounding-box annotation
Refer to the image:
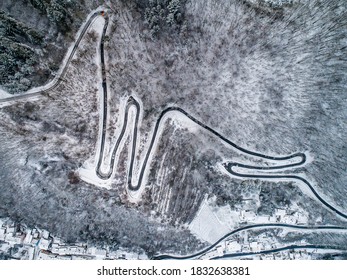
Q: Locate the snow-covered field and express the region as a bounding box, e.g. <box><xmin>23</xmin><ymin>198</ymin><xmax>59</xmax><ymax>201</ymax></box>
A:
<box><xmin>189</xmin><ymin>198</ymin><xmax>231</xmax><ymax>243</ymax></box>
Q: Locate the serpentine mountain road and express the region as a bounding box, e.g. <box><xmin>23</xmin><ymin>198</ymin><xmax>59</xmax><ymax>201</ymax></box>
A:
<box><xmin>91</xmin><ymin>12</ymin><xmax>347</xmax><ymax>259</ymax></box>
<box><xmin>95</xmin><ymin>16</ymin><xmax>347</xmax><ymax>222</ymax></box>
<box><xmin>1</xmin><ymin>10</ymin><xmax>346</xmax><ymax>259</ymax></box>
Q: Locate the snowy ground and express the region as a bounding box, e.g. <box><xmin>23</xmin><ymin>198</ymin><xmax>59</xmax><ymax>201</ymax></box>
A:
<box><xmin>0</xmin><ymin>88</ymin><xmax>11</xmax><ymax>98</ymax></box>
<box><xmin>189</xmin><ymin>197</ymin><xmax>231</xmax><ymax>243</ymax></box>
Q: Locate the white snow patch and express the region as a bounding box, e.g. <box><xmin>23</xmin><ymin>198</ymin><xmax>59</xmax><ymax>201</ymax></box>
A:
<box><xmin>0</xmin><ymin>88</ymin><xmax>11</xmax><ymax>98</ymax></box>
<box><xmin>170</xmin><ymin>111</ymin><xmax>199</xmax><ymax>133</ymax></box>
<box><xmin>189</xmin><ymin>198</ymin><xmax>231</xmax><ymax>244</ymax></box>
<box><xmin>305</xmin><ymin>151</ymin><xmax>314</xmax><ymax>165</ymax></box>
<box><xmin>77</xmin><ymin>160</ymin><xmax>112</xmax><ymax>189</ymax></box>
<box><xmin>212</xmin><ymin>204</ymin><xmax>240</xmax><ymax>230</ymax></box>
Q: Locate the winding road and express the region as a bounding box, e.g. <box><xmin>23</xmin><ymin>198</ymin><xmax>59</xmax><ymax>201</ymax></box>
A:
<box><xmin>94</xmin><ymin>14</ymin><xmax>347</xmax><ymax>223</ymax></box>
<box><xmin>1</xmin><ymin>8</ymin><xmax>347</xmax><ymax>260</ymax></box>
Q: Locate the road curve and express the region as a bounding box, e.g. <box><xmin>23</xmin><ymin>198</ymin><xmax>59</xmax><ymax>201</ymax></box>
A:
<box><xmin>152</xmin><ymin>224</ymin><xmax>347</xmax><ymax>260</ymax></box>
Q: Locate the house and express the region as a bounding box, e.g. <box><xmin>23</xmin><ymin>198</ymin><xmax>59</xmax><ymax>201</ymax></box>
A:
<box><xmin>38</xmin><ymin>238</ymin><xmax>51</xmax><ymax>250</ymax></box>
<box><xmin>216</xmin><ymin>245</ymin><xmax>224</xmax><ymax>256</ymax></box>
<box><xmin>250</xmin><ymin>242</ymin><xmax>261</xmax><ymax>252</ymax></box>
<box><xmin>42</xmin><ymin>230</ymin><xmax>50</xmax><ymax>239</ymax></box>
<box><xmin>0</xmin><ymin>227</ymin><xmax>5</xmax><ymax>239</ymax></box>
<box><xmin>24</xmin><ymin>230</ymin><xmax>33</xmax><ymax>244</ymax></box>
<box><xmin>227</xmin><ymin>241</ymin><xmax>241</xmax><ymax>252</ymax></box>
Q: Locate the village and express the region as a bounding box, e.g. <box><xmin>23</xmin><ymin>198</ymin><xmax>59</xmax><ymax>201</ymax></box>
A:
<box><xmin>0</xmin><ymin>218</ymin><xmax>146</xmax><ymax>260</ymax></box>
<box><xmin>1</xmin><ymin>213</ymin><xmax>328</xmax><ymax>260</ymax></box>
<box><xmin>199</xmin><ymin>232</ymin><xmax>312</xmax><ymax>260</ymax></box>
